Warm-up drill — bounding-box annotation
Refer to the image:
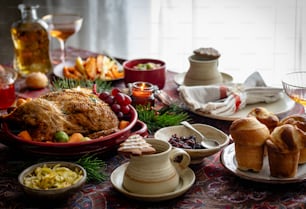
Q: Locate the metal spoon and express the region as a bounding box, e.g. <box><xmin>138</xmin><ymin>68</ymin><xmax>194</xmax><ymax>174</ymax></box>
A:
<box><xmin>180</xmin><ymin>121</ymin><xmax>220</xmax><ymax>149</ymax></box>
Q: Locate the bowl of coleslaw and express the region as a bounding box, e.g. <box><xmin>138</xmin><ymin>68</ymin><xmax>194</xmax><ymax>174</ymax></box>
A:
<box><xmin>18</xmin><ymin>161</ymin><xmax>87</xmax><ymax>200</ymax></box>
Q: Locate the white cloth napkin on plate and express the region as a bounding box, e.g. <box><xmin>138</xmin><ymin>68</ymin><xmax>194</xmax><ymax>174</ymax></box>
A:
<box><xmin>178</xmin><ymin>72</ymin><xmax>283</xmax><ymax>116</ymax></box>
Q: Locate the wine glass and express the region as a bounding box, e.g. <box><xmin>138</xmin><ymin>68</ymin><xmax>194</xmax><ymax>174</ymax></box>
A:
<box><xmin>282</xmin><ymin>71</ymin><xmax>306</xmax><ymax>113</ymax></box>
<box><xmin>42</xmin><ymin>14</ymin><xmax>83</xmax><ymax>63</ymax></box>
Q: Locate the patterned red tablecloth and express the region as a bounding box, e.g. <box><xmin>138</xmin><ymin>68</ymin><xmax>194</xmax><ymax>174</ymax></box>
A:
<box><xmin>0</xmin><ymin>47</ymin><xmax>305</xmax><ymax>209</ymax></box>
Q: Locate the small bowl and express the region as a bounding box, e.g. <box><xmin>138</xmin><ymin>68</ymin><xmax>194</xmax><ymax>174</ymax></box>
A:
<box><xmin>18</xmin><ymin>161</ymin><xmax>87</xmax><ymax>200</ymax></box>
<box><xmin>123</xmin><ymin>58</ymin><xmax>166</xmax><ymax>89</ymax></box>
<box><xmin>154</xmin><ymin>124</ymin><xmax>230</xmax><ymax>164</ymax></box>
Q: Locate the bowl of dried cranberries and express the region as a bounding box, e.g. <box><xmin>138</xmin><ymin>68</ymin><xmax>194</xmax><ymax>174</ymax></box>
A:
<box><xmin>154</xmin><ymin>123</ymin><xmax>230</xmax><ymax>164</ymax></box>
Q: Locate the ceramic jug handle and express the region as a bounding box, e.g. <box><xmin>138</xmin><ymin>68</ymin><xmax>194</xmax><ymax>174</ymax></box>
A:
<box><xmin>169</xmin><ymin>148</ymin><xmax>191</xmax><ymax>172</ymax></box>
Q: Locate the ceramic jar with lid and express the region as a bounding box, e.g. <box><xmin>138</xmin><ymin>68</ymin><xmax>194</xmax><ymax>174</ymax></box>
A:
<box><xmin>184</xmin><ymin>47</ymin><xmax>222</xmax><ymax>86</ymax></box>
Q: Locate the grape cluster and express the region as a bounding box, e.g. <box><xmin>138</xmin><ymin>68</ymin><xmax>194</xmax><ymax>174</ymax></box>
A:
<box><xmin>99</xmin><ymin>88</ymin><xmax>132</xmax><ymax>120</ymax></box>
<box><xmin>168</xmin><ymin>134</ymin><xmax>204</xmax><ymax>149</ymax></box>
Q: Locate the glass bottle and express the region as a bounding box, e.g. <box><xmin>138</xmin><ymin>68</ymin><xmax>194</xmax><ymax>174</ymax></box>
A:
<box><xmin>11</xmin><ymin>4</ymin><xmax>52</xmax><ymax>76</ymax></box>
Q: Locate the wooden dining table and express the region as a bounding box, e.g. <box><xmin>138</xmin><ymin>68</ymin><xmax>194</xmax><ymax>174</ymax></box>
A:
<box><xmin>0</xmin><ymin>47</ymin><xmax>305</xmax><ymax>209</ymax></box>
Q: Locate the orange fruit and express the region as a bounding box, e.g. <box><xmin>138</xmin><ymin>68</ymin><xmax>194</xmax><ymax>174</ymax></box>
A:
<box><xmin>18</xmin><ymin>130</ymin><xmax>32</xmax><ymax>141</ymax></box>
<box><xmin>68</xmin><ymin>133</ymin><xmax>84</xmax><ymax>143</ymax></box>
<box><xmin>119</xmin><ymin>120</ymin><xmax>130</xmax><ymax>129</ymax></box>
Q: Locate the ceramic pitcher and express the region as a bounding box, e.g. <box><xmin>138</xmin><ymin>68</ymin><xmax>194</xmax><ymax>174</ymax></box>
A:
<box><xmin>123</xmin><ymin>138</ymin><xmax>190</xmax><ymax>195</ymax></box>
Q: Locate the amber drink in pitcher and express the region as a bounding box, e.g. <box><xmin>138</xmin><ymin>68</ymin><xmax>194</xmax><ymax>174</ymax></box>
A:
<box><xmin>11</xmin><ymin>4</ymin><xmax>52</xmax><ymax>76</ymax></box>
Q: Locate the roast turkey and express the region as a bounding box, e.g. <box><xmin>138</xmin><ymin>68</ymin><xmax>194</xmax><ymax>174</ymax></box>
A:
<box><xmin>1</xmin><ymin>89</ymin><xmax>119</xmax><ymax>141</ymax></box>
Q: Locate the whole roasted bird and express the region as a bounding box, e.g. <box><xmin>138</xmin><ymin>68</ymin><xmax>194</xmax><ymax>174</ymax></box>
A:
<box><xmin>1</xmin><ymin>89</ymin><xmax>119</xmax><ymax>142</ymax></box>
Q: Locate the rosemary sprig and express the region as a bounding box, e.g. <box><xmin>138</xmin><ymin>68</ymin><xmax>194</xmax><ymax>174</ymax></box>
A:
<box><xmin>76</xmin><ymin>154</ymin><xmax>107</xmax><ymax>183</ymax></box>
<box><xmin>51</xmin><ymin>77</ymin><xmax>111</xmax><ymax>93</ymax></box>
<box><xmin>136</xmin><ymin>104</ymin><xmax>189</xmax><ymax>134</ymax></box>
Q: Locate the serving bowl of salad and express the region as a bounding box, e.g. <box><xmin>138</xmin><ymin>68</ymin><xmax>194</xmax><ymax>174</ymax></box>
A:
<box><xmin>123</xmin><ymin>58</ymin><xmax>166</xmax><ymax>89</ymax></box>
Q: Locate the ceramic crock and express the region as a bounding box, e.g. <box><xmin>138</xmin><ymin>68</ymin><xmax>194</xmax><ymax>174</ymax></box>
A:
<box><xmin>184</xmin><ymin>55</ymin><xmax>222</xmax><ymax>86</ymax></box>
<box><xmin>123</xmin><ymin>58</ymin><xmax>166</xmax><ymax>89</ymax></box>
<box><xmin>123</xmin><ymin>138</ymin><xmax>190</xmax><ymax>195</ymax></box>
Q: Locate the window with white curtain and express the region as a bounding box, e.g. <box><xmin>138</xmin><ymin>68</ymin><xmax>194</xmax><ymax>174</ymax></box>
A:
<box><xmin>125</xmin><ymin>0</ymin><xmax>305</xmax><ymax>86</ymax></box>
<box><xmin>22</xmin><ymin>0</ymin><xmax>305</xmax><ymax>86</ymax></box>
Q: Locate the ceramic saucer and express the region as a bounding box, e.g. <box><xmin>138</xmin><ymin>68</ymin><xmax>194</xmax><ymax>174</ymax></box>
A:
<box><xmin>110</xmin><ymin>162</ymin><xmax>195</xmax><ymax>202</ymax></box>
<box><xmin>221</xmin><ymin>143</ymin><xmax>306</xmax><ymax>184</ymax></box>
<box><xmin>174</xmin><ymin>72</ymin><xmax>233</xmax><ymax>86</ymax></box>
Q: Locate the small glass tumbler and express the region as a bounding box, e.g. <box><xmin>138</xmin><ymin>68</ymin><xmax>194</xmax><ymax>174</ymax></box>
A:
<box><xmin>0</xmin><ymin>67</ymin><xmax>17</xmax><ymax>109</ymax></box>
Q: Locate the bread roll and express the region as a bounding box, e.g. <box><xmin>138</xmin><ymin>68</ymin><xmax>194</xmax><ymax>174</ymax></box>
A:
<box><xmin>230</xmin><ymin>117</ymin><xmax>270</xmax><ymax>172</ymax></box>
<box><xmin>279</xmin><ymin>114</ymin><xmax>306</xmax><ymax>164</ymax></box>
<box><xmin>25</xmin><ymin>72</ymin><xmax>49</xmax><ymax>89</ymax></box>
<box><xmin>266</xmin><ymin>124</ymin><xmax>306</xmax><ymax>178</ymax></box>
<box><xmin>279</xmin><ymin>114</ymin><xmax>306</xmax><ymax>131</ymax></box>
<box><xmin>247</xmin><ymin>107</ymin><xmax>279</xmax><ymax>132</ymax></box>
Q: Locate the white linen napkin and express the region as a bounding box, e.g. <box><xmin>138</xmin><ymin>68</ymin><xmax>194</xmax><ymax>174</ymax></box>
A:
<box><xmin>178</xmin><ymin>72</ymin><xmax>283</xmax><ymax>116</ymax></box>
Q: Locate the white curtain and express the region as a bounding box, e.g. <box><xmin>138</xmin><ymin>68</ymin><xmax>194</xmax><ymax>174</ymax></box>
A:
<box><xmin>145</xmin><ymin>0</ymin><xmax>305</xmax><ymax>86</ymax></box>
<box><xmin>30</xmin><ymin>0</ymin><xmax>128</xmax><ymax>57</ymax></box>
<box><xmin>26</xmin><ymin>0</ymin><xmax>305</xmax><ymax>86</ymax></box>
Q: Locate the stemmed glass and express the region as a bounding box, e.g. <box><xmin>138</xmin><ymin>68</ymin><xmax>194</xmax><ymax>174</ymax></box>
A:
<box><xmin>282</xmin><ymin>71</ymin><xmax>306</xmax><ymax>113</ymax></box>
<box><xmin>42</xmin><ymin>14</ymin><xmax>83</xmax><ymax>63</ymax></box>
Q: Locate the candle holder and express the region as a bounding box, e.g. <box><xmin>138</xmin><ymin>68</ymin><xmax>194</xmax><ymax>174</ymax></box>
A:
<box><xmin>131</xmin><ymin>82</ymin><xmax>155</xmax><ymax>107</ymax></box>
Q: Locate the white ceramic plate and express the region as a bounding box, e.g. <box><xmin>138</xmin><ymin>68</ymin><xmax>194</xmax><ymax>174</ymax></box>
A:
<box><xmin>189</xmin><ymin>92</ymin><xmax>295</xmax><ymax>121</ymax></box>
<box><xmin>53</xmin><ymin>60</ymin><xmax>124</xmax><ymax>81</ymax></box>
<box><xmin>53</xmin><ymin>61</ymin><xmax>74</xmax><ymax>78</ymax></box>
<box><xmin>174</xmin><ymin>72</ymin><xmax>233</xmax><ymax>86</ymax></box>
<box><xmin>110</xmin><ymin>162</ymin><xmax>195</xmax><ymax>201</ymax></box>
<box><xmin>221</xmin><ymin>143</ymin><xmax>306</xmax><ymax>184</ymax></box>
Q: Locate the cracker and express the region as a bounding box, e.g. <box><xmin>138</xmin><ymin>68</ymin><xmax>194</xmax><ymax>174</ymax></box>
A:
<box><xmin>118</xmin><ymin>134</ymin><xmax>156</xmax><ymax>156</ymax></box>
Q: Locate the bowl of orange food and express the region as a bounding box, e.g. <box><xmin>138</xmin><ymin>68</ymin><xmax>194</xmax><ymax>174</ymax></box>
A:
<box><xmin>0</xmin><ymin>88</ymin><xmax>147</xmax><ymax>157</ymax></box>
<box><xmin>123</xmin><ymin>58</ymin><xmax>166</xmax><ymax>89</ymax></box>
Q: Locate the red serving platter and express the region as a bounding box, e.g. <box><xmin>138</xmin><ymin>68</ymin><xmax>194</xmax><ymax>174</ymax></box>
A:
<box><xmin>0</xmin><ymin>105</ymin><xmax>147</xmax><ymax>157</ymax></box>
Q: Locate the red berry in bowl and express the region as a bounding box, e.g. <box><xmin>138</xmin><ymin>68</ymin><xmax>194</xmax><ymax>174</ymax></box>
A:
<box><xmin>116</xmin><ymin>111</ymin><xmax>124</xmax><ymax>119</ymax></box>
<box><xmin>111</xmin><ymin>103</ymin><xmax>121</xmax><ymax>113</ymax></box>
<box><xmin>104</xmin><ymin>95</ymin><xmax>114</xmax><ymax>105</ymax></box>
<box><xmin>99</xmin><ymin>92</ymin><xmax>110</xmax><ymax>100</ymax></box>
<box><xmin>115</xmin><ymin>93</ymin><xmax>126</xmax><ymax>105</ymax></box>
<box><xmin>111</xmin><ymin>88</ymin><xmax>121</xmax><ymax>96</ymax></box>
<box><xmin>123</xmin><ymin>95</ymin><xmax>132</xmax><ymax>105</ymax></box>
<box><xmin>121</xmin><ymin>105</ymin><xmax>131</xmax><ymax>114</ymax></box>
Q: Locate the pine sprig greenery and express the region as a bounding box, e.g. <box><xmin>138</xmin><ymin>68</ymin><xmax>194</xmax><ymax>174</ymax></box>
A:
<box><xmin>51</xmin><ymin>77</ymin><xmax>111</xmax><ymax>93</ymax></box>
<box><xmin>76</xmin><ymin>154</ymin><xmax>107</xmax><ymax>183</ymax></box>
<box><xmin>136</xmin><ymin>104</ymin><xmax>189</xmax><ymax>134</ymax></box>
